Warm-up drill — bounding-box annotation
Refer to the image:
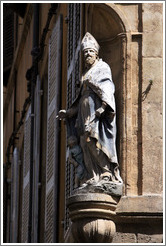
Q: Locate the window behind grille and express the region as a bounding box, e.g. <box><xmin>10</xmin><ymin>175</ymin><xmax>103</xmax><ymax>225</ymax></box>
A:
<box><xmin>45</xmin><ymin>15</ymin><xmax>62</xmax><ymax>243</ymax></box>
<box><xmin>3</xmin><ymin>5</ymin><xmax>14</xmax><ymax>86</ymax></box>
<box><xmin>64</xmin><ymin>3</ymin><xmax>82</xmax><ymax>233</ymax></box>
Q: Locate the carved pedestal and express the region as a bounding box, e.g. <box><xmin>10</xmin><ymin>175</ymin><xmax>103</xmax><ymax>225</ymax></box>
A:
<box><xmin>67</xmin><ymin>193</ymin><xmax>120</xmax><ymax>243</ymax></box>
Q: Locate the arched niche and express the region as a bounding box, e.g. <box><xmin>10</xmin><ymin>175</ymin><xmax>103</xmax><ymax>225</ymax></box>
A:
<box><xmin>86</xmin><ymin>3</ymin><xmax>128</xmax><ymax>182</ymax></box>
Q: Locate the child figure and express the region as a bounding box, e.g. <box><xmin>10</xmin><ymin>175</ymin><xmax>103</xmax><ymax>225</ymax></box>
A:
<box><xmin>67</xmin><ymin>136</ymin><xmax>86</xmax><ymax>188</ymax></box>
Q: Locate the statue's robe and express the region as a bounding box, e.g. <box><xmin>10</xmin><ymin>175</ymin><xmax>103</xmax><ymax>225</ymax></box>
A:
<box><xmin>67</xmin><ymin>59</ymin><xmax>122</xmax><ymax>183</ymax></box>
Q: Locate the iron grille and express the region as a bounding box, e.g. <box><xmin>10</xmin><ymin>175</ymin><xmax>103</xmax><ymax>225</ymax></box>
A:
<box><xmin>3</xmin><ymin>7</ymin><xmax>14</xmax><ymax>72</ymax></box>
<box><xmin>65</xmin><ymin>3</ymin><xmax>82</xmax><ymax>234</ymax></box>
<box><xmin>45</xmin><ymin>15</ymin><xmax>62</xmax><ymax>243</ymax></box>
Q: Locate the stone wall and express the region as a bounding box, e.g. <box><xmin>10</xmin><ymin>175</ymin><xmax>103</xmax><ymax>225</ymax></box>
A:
<box><xmin>142</xmin><ymin>3</ymin><xmax>163</xmax><ymax>194</ymax></box>
<box><xmin>113</xmin><ymin>223</ymin><xmax>163</xmax><ymax>243</ymax></box>
<box><xmin>112</xmin><ymin>3</ymin><xmax>163</xmax><ymax>243</ymax></box>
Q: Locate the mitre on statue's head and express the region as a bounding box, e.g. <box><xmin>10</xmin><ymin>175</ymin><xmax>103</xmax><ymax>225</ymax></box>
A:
<box><xmin>81</xmin><ymin>32</ymin><xmax>100</xmax><ymax>53</ymax></box>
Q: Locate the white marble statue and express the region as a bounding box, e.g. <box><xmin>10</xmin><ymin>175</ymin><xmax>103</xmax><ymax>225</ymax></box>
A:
<box><xmin>57</xmin><ymin>32</ymin><xmax>123</xmax><ymax>195</ymax></box>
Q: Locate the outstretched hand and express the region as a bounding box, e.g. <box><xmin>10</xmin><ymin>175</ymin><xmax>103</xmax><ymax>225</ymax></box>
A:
<box><xmin>56</xmin><ymin>110</ymin><xmax>67</xmax><ymax>120</ymax></box>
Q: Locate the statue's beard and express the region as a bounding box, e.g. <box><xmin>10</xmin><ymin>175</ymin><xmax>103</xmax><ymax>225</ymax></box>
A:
<box><xmin>85</xmin><ymin>56</ymin><xmax>96</xmax><ymax>66</ymax></box>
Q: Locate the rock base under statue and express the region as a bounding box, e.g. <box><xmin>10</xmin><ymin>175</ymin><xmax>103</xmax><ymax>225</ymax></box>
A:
<box><xmin>67</xmin><ymin>193</ymin><xmax>120</xmax><ymax>243</ymax></box>
<box><xmin>75</xmin><ymin>181</ymin><xmax>123</xmax><ymax>196</ymax></box>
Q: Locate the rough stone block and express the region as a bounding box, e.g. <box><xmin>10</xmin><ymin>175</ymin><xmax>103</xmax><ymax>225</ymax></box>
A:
<box><xmin>143</xmin><ymin>3</ymin><xmax>163</xmax><ymax>33</ymax></box>
<box><xmin>142</xmin><ymin>136</ymin><xmax>163</xmax><ymax>194</ymax></box>
<box><xmin>142</xmin><ymin>59</ymin><xmax>163</xmax><ymax>194</ymax></box>
<box><xmin>115</xmin><ymin>4</ymin><xmax>139</xmax><ymax>32</ymax></box>
<box><xmin>112</xmin><ymin>232</ymin><xmax>137</xmax><ymax>243</ymax></box>
<box><xmin>143</xmin><ymin>33</ymin><xmax>163</xmax><ymax>57</ymax></box>
<box><xmin>142</xmin><ymin>58</ymin><xmax>163</xmax><ymax>104</ymax></box>
<box><xmin>116</xmin><ymin>195</ymin><xmax>163</xmax><ymax>214</ymax></box>
<box><xmin>142</xmin><ymin>102</ymin><xmax>162</xmax><ymax>138</ymax></box>
<box><xmin>137</xmin><ymin>233</ymin><xmax>163</xmax><ymax>243</ymax></box>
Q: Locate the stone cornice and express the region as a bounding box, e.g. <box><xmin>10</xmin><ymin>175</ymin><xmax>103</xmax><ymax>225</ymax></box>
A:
<box><xmin>115</xmin><ymin>194</ymin><xmax>163</xmax><ymax>223</ymax></box>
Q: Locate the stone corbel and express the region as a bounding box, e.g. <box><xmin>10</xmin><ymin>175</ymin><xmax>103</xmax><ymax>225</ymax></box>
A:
<box><xmin>67</xmin><ymin>193</ymin><xmax>121</xmax><ymax>243</ymax></box>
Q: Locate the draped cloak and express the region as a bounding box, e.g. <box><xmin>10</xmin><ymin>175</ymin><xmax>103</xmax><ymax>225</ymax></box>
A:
<box><xmin>67</xmin><ymin>59</ymin><xmax>121</xmax><ymax>182</ymax></box>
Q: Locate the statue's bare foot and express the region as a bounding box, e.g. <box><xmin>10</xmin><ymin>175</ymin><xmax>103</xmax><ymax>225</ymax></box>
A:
<box><xmin>77</xmin><ymin>178</ymin><xmax>97</xmax><ymax>190</ymax></box>
<box><xmin>86</xmin><ymin>177</ymin><xmax>96</xmax><ymax>185</ymax></box>
<box><xmin>99</xmin><ymin>172</ymin><xmax>111</xmax><ymax>182</ymax></box>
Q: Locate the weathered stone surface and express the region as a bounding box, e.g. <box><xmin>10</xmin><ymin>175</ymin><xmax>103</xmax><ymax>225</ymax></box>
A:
<box><xmin>71</xmin><ymin>218</ymin><xmax>116</xmax><ymax>243</ymax></box>
<box><xmin>142</xmin><ymin>133</ymin><xmax>163</xmax><ymax>194</ymax></box>
<box><xmin>67</xmin><ymin>193</ymin><xmax>119</xmax><ymax>221</ymax></box>
<box><xmin>112</xmin><ymin>232</ymin><xmax>163</xmax><ymax>243</ymax></box>
<box><xmin>142</xmin><ymin>3</ymin><xmax>163</xmax><ymax>58</ymax></box>
<box><xmin>67</xmin><ymin>193</ymin><xmax>119</xmax><ymax>243</ymax></box>
<box><xmin>143</xmin><ymin>33</ymin><xmax>162</xmax><ymax>57</ymax></box>
<box><xmin>115</xmin><ymin>3</ymin><xmax>139</xmax><ymax>32</ymax></box>
<box><xmin>112</xmin><ymin>232</ymin><xmax>137</xmax><ymax>243</ymax></box>
<box><xmin>142</xmin><ymin>62</ymin><xmax>163</xmax><ymax>194</ymax></box>
<box><xmin>116</xmin><ymin>195</ymin><xmax>163</xmax><ymax>214</ymax></box>
<box><xmin>142</xmin><ymin>3</ymin><xmax>163</xmax><ymax>197</ymax></box>
<box><xmin>137</xmin><ymin>233</ymin><xmax>163</xmax><ymax>243</ymax></box>
<box><xmin>68</xmin><ymin>192</ymin><xmax>119</xmax><ymax>204</ymax></box>
<box><xmin>112</xmin><ymin>221</ymin><xmax>163</xmax><ymax>243</ymax></box>
<box><xmin>142</xmin><ymin>3</ymin><xmax>163</xmax><ymax>33</ymax></box>
<box><xmin>142</xmin><ymin>58</ymin><xmax>163</xmax><ymax>103</ymax></box>
<box><xmin>75</xmin><ymin>181</ymin><xmax>123</xmax><ymax>196</ymax></box>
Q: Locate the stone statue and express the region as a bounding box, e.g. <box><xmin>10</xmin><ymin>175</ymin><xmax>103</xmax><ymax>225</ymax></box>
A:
<box><xmin>57</xmin><ymin>32</ymin><xmax>123</xmax><ymax>196</ymax></box>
